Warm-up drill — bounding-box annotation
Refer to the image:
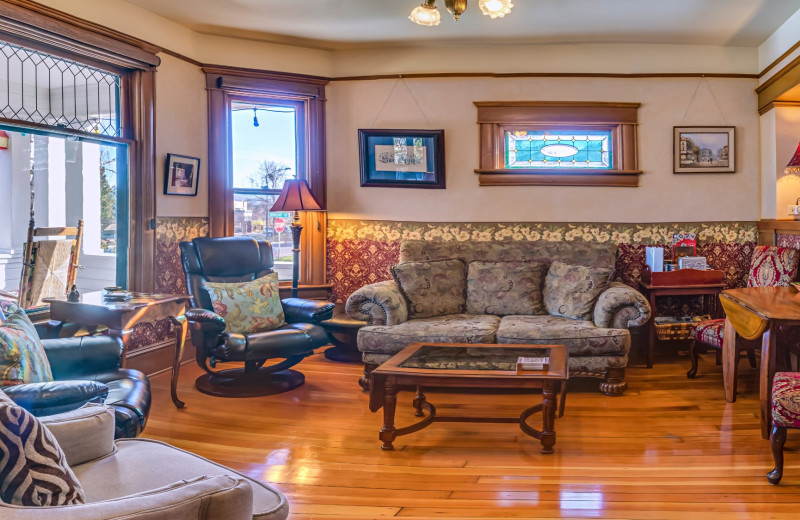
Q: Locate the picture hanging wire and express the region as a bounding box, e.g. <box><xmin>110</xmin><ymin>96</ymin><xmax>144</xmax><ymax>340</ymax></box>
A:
<box><xmin>679</xmin><ymin>76</ymin><xmax>729</xmax><ymax>125</ymax></box>
<box><xmin>369</xmin><ymin>76</ymin><xmax>434</xmax><ymax>129</ymax></box>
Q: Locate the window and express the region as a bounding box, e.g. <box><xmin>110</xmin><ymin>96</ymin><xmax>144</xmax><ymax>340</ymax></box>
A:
<box><xmin>475</xmin><ymin>102</ymin><xmax>641</xmax><ymax>186</ymax></box>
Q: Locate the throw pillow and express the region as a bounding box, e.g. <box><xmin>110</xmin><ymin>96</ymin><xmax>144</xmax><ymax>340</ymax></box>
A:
<box><xmin>544</xmin><ymin>261</ymin><xmax>613</xmax><ymax>320</ymax></box>
<box><xmin>747</xmin><ymin>246</ymin><xmax>800</xmax><ymax>287</ymax></box>
<box><xmin>466</xmin><ymin>261</ymin><xmax>547</xmax><ymax>316</ymax></box>
<box><xmin>392</xmin><ymin>259</ymin><xmax>467</xmax><ymax>319</ymax></box>
<box><xmin>203</xmin><ymin>273</ymin><xmax>285</xmax><ymax>334</ymax></box>
<box><xmin>0</xmin><ymin>302</ymin><xmax>53</xmax><ymax>387</ymax></box>
<box><xmin>0</xmin><ymin>391</ymin><xmax>86</xmax><ymax>506</ymax></box>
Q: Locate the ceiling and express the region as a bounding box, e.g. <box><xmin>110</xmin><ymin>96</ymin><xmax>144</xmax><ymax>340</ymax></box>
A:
<box><xmin>122</xmin><ymin>0</ymin><xmax>800</xmax><ymax>51</ymax></box>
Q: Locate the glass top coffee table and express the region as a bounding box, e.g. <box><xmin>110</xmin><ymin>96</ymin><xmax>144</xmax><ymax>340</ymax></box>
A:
<box><xmin>368</xmin><ymin>342</ymin><xmax>568</xmax><ymax>453</ymax></box>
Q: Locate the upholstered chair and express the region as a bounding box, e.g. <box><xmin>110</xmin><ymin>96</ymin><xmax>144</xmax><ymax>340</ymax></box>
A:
<box><xmin>767</xmin><ymin>372</ymin><xmax>800</xmax><ymax>485</ymax></box>
<box><xmin>180</xmin><ymin>236</ymin><xmax>334</xmax><ymax>397</ymax></box>
<box><xmin>687</xmin><ymin>246</ymin><xmax>800</xmax><ymax>382</ymax></box>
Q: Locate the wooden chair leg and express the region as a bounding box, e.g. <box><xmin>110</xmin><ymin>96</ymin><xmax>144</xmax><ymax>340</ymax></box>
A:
<box><xmin>767</xmin><ymin>425</ymin><xmax>788</xmax><ymax>485</ymax></box>
<box><xmin>558</xmin><ymin>380</ymin><xmax>567</xmax><ymax>418</ymax></box>
<box><xmin>687</xmin><ymin>340</ymin><xmax>700</xmax><ymax>379</ymax></box>
<box><xmin>746</xmin><ymin>348</ymin><xmax>758</xmax><ymax>369</ymax></box>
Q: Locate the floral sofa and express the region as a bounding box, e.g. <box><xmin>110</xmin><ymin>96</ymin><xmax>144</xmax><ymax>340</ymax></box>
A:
<box><xmin>345</xmin><ymin>239</ymin><xmax>652</xmax><ymax>395</ymax></box>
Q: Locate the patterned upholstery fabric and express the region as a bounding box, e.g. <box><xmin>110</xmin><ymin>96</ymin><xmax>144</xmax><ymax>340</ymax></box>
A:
<box><xmin>690</xmin><ymin>319</ymin><xmax>725</xmax><ymax>349</ymax></box>
<box><xmin>496</xmin><ymin>315</ymin><xmax>630</xmax><ymax>357</ymax></box>
<box><xmin>466</xmin><ymin>261</ymin><xmax>547</xmax><ymax>316</ymax></box>
<box><xmin>544</xmin><ymin>261</ymin><xmax>614</xmax><ymax>320</ymax></box>
<box><xmin>391</xmin><ymin>259</ymin><xmax>467</xmax><ymax>319</ymax></box>
<box><xmin>358</xmin><ymin>314</ymin><xmax>500</xmax><ymax>355</ymax></box>
<box><xmin>0</xmin><ymin>392</ymin><xmax>85</xmax><ymax>506</ymax></box>
<box><xmin>747</xmin><ymin>246</ymin><xmax>800</xmax><ymax>288</ymax></box>
<box><xmin>202</xmin><ymin>273</ymin><xmax>285</xmax><ymax>334</ymax></box>
<box><xmin>0</xmin><ymin>302</ymin><xmax>53</xmax><ymax>387</ymax></box>
<box><xmin>771</xmin><ymin>372</ymin><xmax>800</xmax><ymax>428</ymax></box>
<box><xmin>345</xmin><ymin>280</ymin><xmax>409</xmax><ymax>326</ymax></box>
<box><xmin>593</xmin><ymin>282</ymin><xmax>651</xmax><ymax>329</ymax></box>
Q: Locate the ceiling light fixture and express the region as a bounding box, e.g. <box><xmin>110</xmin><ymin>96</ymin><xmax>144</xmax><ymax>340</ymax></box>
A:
<box><xmin>409</xmin><ymin>0</ymin><xmax>513</xmax><ymax>25</ymax></box>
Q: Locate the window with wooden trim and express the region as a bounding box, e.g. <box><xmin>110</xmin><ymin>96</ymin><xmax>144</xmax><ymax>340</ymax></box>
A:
<box><xmin>474</xmin><ymin>101</ymin><xmax>641</xmax><ymax>187</ymax></box>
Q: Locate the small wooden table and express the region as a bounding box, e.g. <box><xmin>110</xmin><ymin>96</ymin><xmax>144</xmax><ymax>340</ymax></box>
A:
<box><xmin>368</xmin><ymin>342</ymin><xmax>568</xmax><ymax>454</ymax></box>
<box><xmin>719</xmin><ymin>287</ymin><xmax>800</xmax><ymax>439</ymax></box>
<box><xmin>640</xmin><ymin>280</ymin><xmax>725</xmax><ymax>368</ymax></box>
<box><xmin>45</xmin><ymin>291</ymin><xmax>190</xmax><ymax>408</ymax></box>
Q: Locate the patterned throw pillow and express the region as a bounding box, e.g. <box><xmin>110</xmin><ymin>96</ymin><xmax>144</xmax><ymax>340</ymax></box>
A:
<box><xmin>747</xmin><ymin>246</ymin><xmax>800</xmax><ymax>287</ymax></box>
<box><xmin>544</xmin><ymin>261</ymin><xmax>614</xmax><ymax>320</ymax></box>
<box><xmin>203</xmin><ymin>273</ymin><xmax>285</xmax><ymax>334</ymax></box>
<box><xmin>392</xmin><ymin>259</ymin><xmax>467</xmax><ymax>319</ymax></box>
<box><xmin>0</xmin><ymin>302</ymin><xmax>53</xmax><ymax>387</ymax></box>
<box><xmin>0</xmin><ymin>391</ymin><xmax>86</xmax><ymax>506</ymax></box>
<box><xmin>466</xmin><ymin>261</ymin><xmax>547</xmax><ymax>316</ymax></box>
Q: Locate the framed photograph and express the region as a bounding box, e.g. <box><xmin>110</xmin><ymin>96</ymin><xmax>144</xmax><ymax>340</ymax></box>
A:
<box><xmin>164</xmin><ymin>153</ymin><xmax>201</xmax><ymax>196</ymax></box>
<box><xmin>673</xmin><ymin>126</ymin><xmax>735</xmax><ymax>173</ymax></box>
<box><xmin>359</xmin><ymin>129</ymin><xmax>445</xmax><ymax>188</ymax></box>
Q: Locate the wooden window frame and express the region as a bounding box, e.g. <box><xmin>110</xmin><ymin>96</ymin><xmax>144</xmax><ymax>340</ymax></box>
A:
<box><xmin>205</xmin><ymin>66</ymin><xmax>329</xmax><ymax>292</ymax></box>
<box><xmin>474</xmin><ymin>101</ymin><xmax>642</xmax><ymax>187</ymax></box>
<box><xmin>0</xmin><ymin>0</ymin><xmax>159</xmax><ymax>292</ymax></box>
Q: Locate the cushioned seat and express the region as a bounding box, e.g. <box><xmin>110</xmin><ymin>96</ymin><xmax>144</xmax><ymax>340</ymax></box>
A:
<box><xmin>73</xmin><ymin>438</ymin><xmax>288</xmax><ymax>519</ymax></box>
<box><xmin>767</xmin><ymin>372</ymin><xmax>800</xmax><ymax>485</ymax></box>
<box><xmin>689</xmin><ymin>318</ymin><xmax>724</xmax><ymax>348</ymax></box>
<box><xmin>358</xmin><ymin>314</ymin><xmax>501</xmax><ymax>359</ymax></box>
<box><xmin>496</xmin><ymin>315</ymin><xmax>630</xmax><ymax>357</ymax></box>
<box><xmin>220</xmin><ymin>323</ymin><xmax>331</xmax><ymax>361</ymax></box>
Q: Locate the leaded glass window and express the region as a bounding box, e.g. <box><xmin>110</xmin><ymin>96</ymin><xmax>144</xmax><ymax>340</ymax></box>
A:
<box><xmin>0</xmin><ymin>41</ymin><xmax>120</xmax><ymax>137</ymax></box>
<box><xmin>505</xmin><ymin>130</ymin><xmax>612</xmax><ymax>169</ymax></box>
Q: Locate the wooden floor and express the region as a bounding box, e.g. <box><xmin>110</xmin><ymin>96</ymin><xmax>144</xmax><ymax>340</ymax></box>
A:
<box><xmin>144</xmin><ymin>344</ymin><xmax>800</xmax><ymax>519</ymax></box>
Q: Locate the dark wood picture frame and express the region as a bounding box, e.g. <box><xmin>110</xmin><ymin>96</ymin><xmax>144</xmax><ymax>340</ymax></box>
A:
<box><xmin>673</xmin><ymin>126</ymin><xmax>735</xmax><ymax>173</ymax></box>
<box><xmin>164</xmin><ymin>153</ymin><xmax>201</xmax><ymax>196</ymax></box>
<box><xmin>359</xmin><ymin>129</ymin><xmax>445</xmax><ymax>189</ymax></box>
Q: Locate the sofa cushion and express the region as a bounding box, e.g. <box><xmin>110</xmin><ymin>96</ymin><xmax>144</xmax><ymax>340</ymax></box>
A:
<box><xmin>496</xmin><ymin>315</ymin><xmax>630</xmax><ymax>357</ymax></box>
<box><xmin>203</xmin><ymin>273</ymin><xmax>285</xmax><ymax>334</ymax></box>
<box><xmin>391</xmin><ymin>259</ymin><xmax>467</xmax><ymax>319</ymax></box>
<box><xmin>358</xmin><ymin>314</ymin><xmax>501</xmax><ymax>355</ymax></box>
<box><xmin>545</xmin><ymin>261</ymin><xmax>613</xmax><ymax>320</ymax></box>
<box><xmin>466</xmin><ymin>261</ymin><xmax>546</xmax><ymax>316</ymax></box>
<box><xmin>73</xmin><ymin>438</ymin><xmax>289</xmax><ymax>520</ymax></box>
<box><xmin>0</xmin><ymin>302</ymin><xmax>53</xmax><ymax>386</ymax></box>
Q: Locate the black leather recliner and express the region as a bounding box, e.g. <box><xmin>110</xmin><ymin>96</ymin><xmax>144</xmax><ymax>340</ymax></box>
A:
<box><xmin>180</xmin><ymin>236</ymin><xmax>335</xmax><ymax>397</ymax></box>
<box><xmin>3</xmin><ymin>332</ymin><xmax>151</xmax><ymax>439</ymax></box>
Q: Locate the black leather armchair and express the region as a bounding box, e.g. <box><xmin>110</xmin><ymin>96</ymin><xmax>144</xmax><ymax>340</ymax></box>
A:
<box><xmin>3</xmin><ymin>332</ymin><xmax>151</xmax><ymax>439</ymax></box>
<box><xmin>180</xmin><ymin>236</ymin><xmax>335</xmax><ymax>397</ymax></box>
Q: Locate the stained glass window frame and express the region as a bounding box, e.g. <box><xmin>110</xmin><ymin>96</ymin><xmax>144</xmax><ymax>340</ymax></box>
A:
<box><xmin>504</xmin><ymin>128</ymin><xmax>613</xmax><ymax>170</ymax></box>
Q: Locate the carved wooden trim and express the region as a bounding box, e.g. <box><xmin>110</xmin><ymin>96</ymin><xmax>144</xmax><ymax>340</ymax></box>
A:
<box><xmin>474</xmin><ymin>101</ymin><xmax>641</xmax><ymax>187</ymax></box>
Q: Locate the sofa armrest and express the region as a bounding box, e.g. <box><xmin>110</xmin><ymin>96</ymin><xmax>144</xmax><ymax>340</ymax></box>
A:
<box><xmin>593</xmin><ymin>281</ymin><xmax>652</xmax><ymax>329</ymax></box>
<box><xmin>281</xmin><ymin>298</ymin><xmax>335</xmax><ymax>324</ymax></box>
<box><xmin>3</xmin><ymin>380</ymin><xmax>109</xmax><ymax>417</ymax></box>
<box><xmin>345</xmin><ymin>280</ymin><xmax>409</xmax><ymax>326</ymax></box>
<box><xmin>39</xmin><ymin>403</ymin><xmax>116</xmax><ymax>466</ymax></box>
<box><xmin>0</xmin><ymin>475</ymin><xmax>254</xmax><ymax>520</ymax></box>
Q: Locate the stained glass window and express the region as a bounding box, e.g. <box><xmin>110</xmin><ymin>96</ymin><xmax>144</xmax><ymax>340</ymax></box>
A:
<box><xmin>505</xmin><ymin>130</ymin><xmax>612</xmax><ymax>169</ymax></box>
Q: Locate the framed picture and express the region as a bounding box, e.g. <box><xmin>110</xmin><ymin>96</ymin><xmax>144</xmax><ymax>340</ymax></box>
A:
<box><xmin>359</xmin><ymin>129</ymin><xmax>445</xmax><ymax>189</ymax></box>
<box><xmin>673</xmin><ymin>126</ymin><xmax>735</xmax><ymax>173</ymax></box>
<box><xmin>164</xmin><ymin>153</ymin><xmax>201</xmax><ymax>196</ymax></box>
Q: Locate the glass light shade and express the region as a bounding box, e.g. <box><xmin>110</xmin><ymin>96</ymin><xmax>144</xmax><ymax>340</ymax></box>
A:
<box><xmin>409</xmin><ymin>3</ymin><xmax>441</xmax><ymax>26</ymax></box>
<box><xmin>785</xmin><ymin>140</ymin><xmax>800</xmax><ymax>174</ymax></box>
<box><xmin>479</xmin><ymin>0</ymin><xmax>514</xmax><ymax>18</ymax></box>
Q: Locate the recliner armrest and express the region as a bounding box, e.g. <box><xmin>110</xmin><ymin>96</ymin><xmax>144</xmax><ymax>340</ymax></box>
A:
<box><xmin>185</xmin><ymin>308</ymin><xmax>227</xmax><ymax>334</ymax></box>
<box><xmin>281</xmin><ymin>298</ymin><xmax>335</xmax><ymax>324</ymax></box>
<box><xmin>42</xmin><ymin>335</ymin><xmax>123</xmax><ymax>380</ymax></box>
<box><xmin>3</xmin><ymin>380</ymin><xmax>109</xmax><ymax>417</ymax></box>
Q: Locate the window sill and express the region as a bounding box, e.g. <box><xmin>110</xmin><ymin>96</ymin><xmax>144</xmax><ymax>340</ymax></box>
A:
<box><xmin>474</xmin><ymin>169</ymin><xmax>642</xmax><ymax>187</ymax></box>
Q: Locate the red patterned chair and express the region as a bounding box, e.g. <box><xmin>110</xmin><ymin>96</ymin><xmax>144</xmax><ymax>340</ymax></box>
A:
<box><xmin>687</xmin><ymin>246</ymin><xmax>800</xmax><ymax>381</ymax></box>
<box><xmin>767</xmin><ymin>372</ymin><xmax>800</xmax><ymax>485</ymax></box>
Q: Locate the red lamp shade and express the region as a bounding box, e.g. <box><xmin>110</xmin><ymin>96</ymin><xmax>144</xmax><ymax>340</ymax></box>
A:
<box><xmin>269</xmin><ymin>179</ymin><xmax>322</xmax><ymax>212</ymax></box>
<box><xmin>786</xmin><ymin>140</ymin><xmax>800</xmax><ymax>174</ymax></box>
<box><xmin>0</xmin><ymin>130</ymin><xmax>9</xmax><ymax>150</ymax></box>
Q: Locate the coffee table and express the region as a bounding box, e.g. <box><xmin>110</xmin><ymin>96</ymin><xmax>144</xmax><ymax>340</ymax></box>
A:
<box><xmin>368</xmin><ymin>342</ymin><xmax>568</xmax><ymax>454</ymax></box>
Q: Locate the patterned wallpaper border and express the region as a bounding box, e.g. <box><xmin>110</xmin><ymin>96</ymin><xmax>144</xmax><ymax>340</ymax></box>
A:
<box><xmin>327</xmin><ymin>220</ymin><xmax>758</xmax><ymax>245</ymax></box>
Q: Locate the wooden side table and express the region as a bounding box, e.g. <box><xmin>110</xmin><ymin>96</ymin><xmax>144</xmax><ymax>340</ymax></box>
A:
<box><xmin>45</xmin><ymin>291</ymin><xmax>189</xmax><ymax>408</ymax></box>
<box><xmin>640</xmin><ymin>281</ymin><xmax>725</xmax><ymax>368</ymax></box>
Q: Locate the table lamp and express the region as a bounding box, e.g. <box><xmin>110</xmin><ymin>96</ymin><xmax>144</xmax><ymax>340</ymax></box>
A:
<box><xmin>269</xmin><ymin>179</ymin><xmax>322</xmax><ymax>298</ymax></box>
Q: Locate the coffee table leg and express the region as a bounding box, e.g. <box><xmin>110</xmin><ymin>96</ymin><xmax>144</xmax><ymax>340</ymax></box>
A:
<box><xmin>379</xmin><ymin>376</ymin><xmax>398</xmax><ymax>450</ymax></box>
<box><xmin>540</xmin><ymin>381</ymin><xmax>557</xmax><ymax>454</ymax></box>
<box><xmin>413</xmin><ymin>385</ymin><xmax>426</xmax><ymax>417</ymax></box>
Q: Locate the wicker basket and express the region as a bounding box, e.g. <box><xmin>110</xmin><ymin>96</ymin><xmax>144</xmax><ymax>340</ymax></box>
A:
<box><xmin>654</xmin><ymin>315</ymin><xmax>711</xmax><ymax>341</ymax></box>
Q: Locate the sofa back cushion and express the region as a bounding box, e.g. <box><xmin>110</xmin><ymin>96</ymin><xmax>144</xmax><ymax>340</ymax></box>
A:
<box><xmin>466</xmin><ymin>261</ymin><xmax>547</xmax><ymax>316</ymax></box>
<box><xmin>400</xmin><ymin>239</ymin><xmax>618</xmax><ymax>273</ymax></box>
<box><xmin>545</xmin><ymin>261</ymin><xmax>614</xmax><ymax>320</ymax></box>
<box><xmin>392</xmin><ymin>259</ymin><xmax>467</xmax><ymax>319</ymax></box>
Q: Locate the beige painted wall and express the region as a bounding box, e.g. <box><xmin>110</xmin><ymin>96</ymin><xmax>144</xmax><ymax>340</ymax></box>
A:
<box><xmin>774</xmin><ymin>107</ymin><xmax>800</xmax><ymax>218</ymax></box>
<box><xmin>155</xmin><ymin>54</ymin><xmax>208</xmax><ymax>217</ymax></box>
<box><xmin>326</xmin><ymin>76</ymin><xmax>760</xmax><ymax>223</ymax></box>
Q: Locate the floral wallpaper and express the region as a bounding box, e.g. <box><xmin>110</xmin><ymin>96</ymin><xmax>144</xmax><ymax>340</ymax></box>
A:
<box><xmin>327</xmin><ymin>220</ymin><xmax>759</xmax><ymax>312</ymax></box>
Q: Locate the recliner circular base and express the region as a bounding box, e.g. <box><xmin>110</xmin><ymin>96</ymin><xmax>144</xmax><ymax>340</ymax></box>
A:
<box><xmin>195</xmin><ymin>368</ymin><xmax>305</xmax><ymax>397</ymax></box>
